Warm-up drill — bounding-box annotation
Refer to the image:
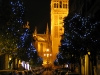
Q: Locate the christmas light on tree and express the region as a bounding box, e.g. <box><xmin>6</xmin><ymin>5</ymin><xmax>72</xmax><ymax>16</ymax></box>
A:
<box><xmin>56</xmin><ymin>13</ymin><xmax>100</xmax><ymax>65</ymax></box>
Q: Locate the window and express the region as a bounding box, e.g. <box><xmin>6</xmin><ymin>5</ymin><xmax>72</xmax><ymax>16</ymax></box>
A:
<box><xmin>54</xmin><ymin>3</ymin><xmax>56</xmax><ymax>8</ymax></box>
<box><xmin>57</xmin><ymin>3</ymin><xmax>58</xmax><ymax>8</ymax></box>
<box><xmin>63</xmin><ymin>1</ymin><xmax>67</xmax><ymax>8</ymax></box>
<box><xmin>59</xmin><ymin>26</ymin><xmax>64</xmax><ymax>37</ymax></box>
<box><xmin>63</xmin><ymin>4</ymin><xmax>67</xmax><ymax>8</ymax></box>
<box><xmin>54</xmin><ymin>1</ymin><xmax>59</xmax><ymax>8</ymax></box>
<box><xmin>65</xmin><ymin>4</ymin><xmax>67</xmax><ymax>8</ymax></box>
<box><xmin>59</xmin><ymin>1</ymin><xmax>62</xmax><ymax>8</ymax></box>
<box><xmin>63</xmin><ymin>4</ymin><xmax>65</xmax><ymax>8</ymax></box>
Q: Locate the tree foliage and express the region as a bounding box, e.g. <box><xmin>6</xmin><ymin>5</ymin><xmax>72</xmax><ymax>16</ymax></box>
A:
<box><xmin>0</xmin><ymin>0</ymin><xmax>25</xmax><ymax>56</ymax></box>
<box><xmin>57</xmin><ymin>13</ymin><xmax>100</xmax><ymax>65</ymax></box>
<box><xmin>17</xmin><ymin>28</ymin><xmax>43</xmax><ymax>65</ymax></box>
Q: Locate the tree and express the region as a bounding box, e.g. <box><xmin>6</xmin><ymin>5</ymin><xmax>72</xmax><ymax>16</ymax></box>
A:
<box><xmin>17</xmin><ymin>28</ymin><xmax>34</xmax><ymax>61</ymax></box>
<box><xmin>0</xmin><ymin>0</ymin><xmax>25</xmax><ymax>55</ymax></box>
<box><xmin>54</xmin><ymin>59</ymin><xmax>59</xmax><ymax>66</ymax></box>
<box><xmin>17</xmin><ymin>27</ymin><xmax>43</xmax><ymax>66</ymax></box>
<box><xmin>0</xmin><ymin>0</ymin><xmax>26</xmax><ymax>69</ymax></box>
<box><xmin>64</xmin><ymin>13</ymin><xmax>100</xmax><ymax>64</ymax></box>
<box><xmin>58</xmin><ymin>13</ymin><xmax>100</xmax><ymax>73</ymax></box>
<box><xmin>29</xmin><ymin>56</ymin><xmax>43</xmax><ymax>67</ymax></box>
<box><xmin>0</xmin><ymin>0</ymin><xmax>11</xmax><ymax>27</ymax></box>
<box><xmin>0</xmin><ymin>27</ymin><xmax>18</xmax><ymax>56</ymax></box>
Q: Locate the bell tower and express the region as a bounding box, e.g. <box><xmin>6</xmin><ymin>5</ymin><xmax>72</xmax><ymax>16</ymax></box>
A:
<box><xmin>50</xmin><ymin>0</ymin><xmax>69</xmax><ymax>63</ymax></box>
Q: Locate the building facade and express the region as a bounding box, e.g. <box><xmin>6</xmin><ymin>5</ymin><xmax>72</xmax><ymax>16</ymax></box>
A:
<box><xmin>33</xmin><ymin>0</ymin><xmax>69</xmax><ymax>66</ymax></box>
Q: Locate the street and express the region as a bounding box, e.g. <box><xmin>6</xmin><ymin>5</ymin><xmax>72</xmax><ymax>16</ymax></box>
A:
<box><xmin>41</xmin><ymin>70</ymin><xmax>54</xmax><ymax>75</ymax></box>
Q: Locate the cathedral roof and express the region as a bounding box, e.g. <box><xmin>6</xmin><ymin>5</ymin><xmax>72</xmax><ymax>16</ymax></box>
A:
<box><xmin>34</xmin><ymin>34</ymin><xmax>50</xmax><ymax>41</ymax></box>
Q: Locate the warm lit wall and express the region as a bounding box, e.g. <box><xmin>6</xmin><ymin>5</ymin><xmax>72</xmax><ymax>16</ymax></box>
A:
<box><xmin>50</xmin><ymin>0</ymin><xmax>69</xmax><ymax>63</ymax></box>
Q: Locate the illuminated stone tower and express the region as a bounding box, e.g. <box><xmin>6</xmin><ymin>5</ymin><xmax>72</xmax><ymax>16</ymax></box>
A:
<box><xmin>50</xmin><ymin>0</ymin><xmax>69</xmax><ymax>63</ymax></box>
<box><xmin>33</xmin><ymin>0</ymin><xmax>69</xmax><ymax>66</ymax></box>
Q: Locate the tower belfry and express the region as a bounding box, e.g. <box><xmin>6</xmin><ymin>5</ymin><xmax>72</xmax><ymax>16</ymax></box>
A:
<box><xmin>33</xmin><ymin>27</ymin><xmax>37</xmax><ymax>36</ymax></box>
<box><xmin>51</xmin><ymin>0</ymin><xmax>69</xmax><ymax>63</ymax></box>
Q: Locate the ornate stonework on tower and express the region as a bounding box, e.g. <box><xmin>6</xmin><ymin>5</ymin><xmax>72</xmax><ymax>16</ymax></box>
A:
<box><xmin>33</xmin><ymin>0</ymin><xmax>69</xmax><ymax>67</ymax></box>
<box><xmin>51</xmin><ymin>0</ymin><xmax>69</xmax><ymax>63</ymax></box>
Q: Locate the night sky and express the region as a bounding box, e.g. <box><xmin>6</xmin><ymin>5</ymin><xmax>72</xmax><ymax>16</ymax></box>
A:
<box><xmin>24</xmin><ymin>0</ymin><xmax>50</xmax><ymax>33</ymax></box>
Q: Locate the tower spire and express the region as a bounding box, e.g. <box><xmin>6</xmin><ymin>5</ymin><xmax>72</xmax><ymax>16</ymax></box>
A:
<box><xmin>23</xmin><ymin>21</ymin><xmax>30</xmax><ymax>29</ymax></box>
<box><xmin>33</xmin><ymin>26</ymin><xmax>37</xmax><ymax>36</ymax></box>
<box><xmin>46</xmin><ymin>23</ymin><xmax>49</xmax><ymax>34</ymax></box>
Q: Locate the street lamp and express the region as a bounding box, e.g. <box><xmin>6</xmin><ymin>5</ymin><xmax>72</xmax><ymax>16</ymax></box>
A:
<box><xmin>88</xmin><ymin>51</ymin><xmax>90</xmax><ymax>55</ymax></box>
<box><xmin>44</xmin><ymin>49</ymin><xmax>52</xmax><ymax>68</ymax></box>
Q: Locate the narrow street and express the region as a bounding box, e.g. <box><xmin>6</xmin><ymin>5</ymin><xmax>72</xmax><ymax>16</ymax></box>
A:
<box><xmin>41</xmin><ymin>70</ymin><xmax>54</xmax><ymax>75</ymax></box>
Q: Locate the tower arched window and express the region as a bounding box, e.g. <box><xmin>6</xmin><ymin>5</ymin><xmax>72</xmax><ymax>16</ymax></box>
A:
<box><xmin>63</xmin><ymin>1</ymin><xmax>67</xmax><ymax>8</ymax></box>
<box><xmin>54</xmin><ymin>3</ymin><xmax>56</xmax><ymax>8</ymax></box>
<box><xmin>57</xmin><ymin>3</ymin><xmax>58</xmax><ymax>8</ymax></box>
<box><xmin>59</xmin><ymin>1</ymin><xmax>62</xmax><ymax>8</ymax></box>
<box><xmin>65</xmin><ymin>4</ymin><xmax>67</xmax><ymax>8</ymax></box>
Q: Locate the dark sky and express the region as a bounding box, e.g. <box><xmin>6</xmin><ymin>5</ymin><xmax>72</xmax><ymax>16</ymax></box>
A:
<box><xmin>24</xmin><ymin>0</ymin><xmax>50</xmax><ymax>33</ymax></box>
